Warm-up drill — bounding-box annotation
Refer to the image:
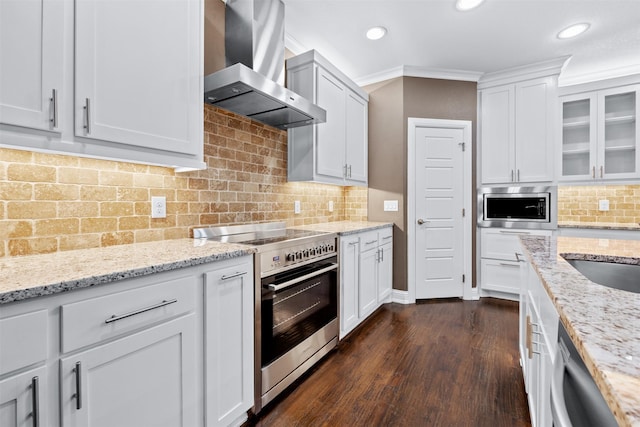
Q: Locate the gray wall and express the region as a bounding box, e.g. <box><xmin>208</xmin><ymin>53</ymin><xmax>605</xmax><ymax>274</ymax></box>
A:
<box><xmin>366</xmin><ymin>77</ymin><xmax>477</xmax><ymax>292</ymax></box>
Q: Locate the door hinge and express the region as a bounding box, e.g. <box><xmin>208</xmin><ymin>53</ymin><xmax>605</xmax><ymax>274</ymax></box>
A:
<box><xmin>462</xmin><ymin>274</ymin><xmax>466</xmax><ymax>283</ymax></box>
<box><xmin>458</xmin><ymin>142</ymin><xmax>466</xmax><ymax>151</ymax></box>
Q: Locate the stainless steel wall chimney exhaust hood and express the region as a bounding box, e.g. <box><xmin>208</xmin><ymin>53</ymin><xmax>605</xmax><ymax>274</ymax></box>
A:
<box><xmin>204</xmin><ymin>0</ymin><xmax>326</xmax><ymax>130</ymax></box>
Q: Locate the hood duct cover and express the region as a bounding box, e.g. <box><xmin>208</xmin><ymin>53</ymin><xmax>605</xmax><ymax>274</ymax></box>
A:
<box><xmin>204</xmin><ymin>0</ymin><xmax>326</xmax><ymax>130</ymax></box>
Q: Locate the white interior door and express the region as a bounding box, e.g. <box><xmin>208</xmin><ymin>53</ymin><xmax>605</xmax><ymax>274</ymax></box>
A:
<box><xmin>410</xmin><ymin>119</ymin><xmax>471</xmax><ymax>300</ymax></box>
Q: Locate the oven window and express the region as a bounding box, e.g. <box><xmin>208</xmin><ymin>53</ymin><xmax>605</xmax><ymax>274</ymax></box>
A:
<box><xmin>485</xmin><ymin>196</ymin><xmax>548</xmax><ymax>220</ymax></box>
<box><xmin>261</xmin><ymin>263</ymin><xmax>337</xmax><ymax>366</ymax></box>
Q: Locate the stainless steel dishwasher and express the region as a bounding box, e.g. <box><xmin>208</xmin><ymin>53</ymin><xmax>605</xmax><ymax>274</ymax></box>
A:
<box><xmin>550</xmin><ymin>321</ymin><xmax>617</xmax><ymax>427</ymax></box>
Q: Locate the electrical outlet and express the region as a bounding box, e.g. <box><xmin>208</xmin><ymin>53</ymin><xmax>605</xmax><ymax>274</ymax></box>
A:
<box><xmin>151</xmin><ymin>196</ymin><xmax>166</xmax><ymax>218</ymax></box>
<box><xmin>599</xmin><ymin>199</ymin><xmax>609</xmax><ymax>211</ymax></box>
<box><xmin>294</xmin><ymin>200</ymin><xmax>301</xmax><ymax>214</ymax></box>
<box><xmin>328</xmin><ymin>201</ymin><xmax>334</xmax><ymax>212</ymax></box>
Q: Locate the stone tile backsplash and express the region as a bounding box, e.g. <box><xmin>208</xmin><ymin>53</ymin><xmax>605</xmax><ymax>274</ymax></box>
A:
<box><xmin>0</xmin><ymin>105</ymin><xmax>367</xmax><ymax>257</ymax></box>
<box><xmin>558</xmin><ymin>185</ymin><xmax>640</xmax><ymax>224</ymax></box>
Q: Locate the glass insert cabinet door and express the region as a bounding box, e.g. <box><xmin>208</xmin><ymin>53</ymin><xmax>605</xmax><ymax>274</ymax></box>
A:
<box><xmin>561</xmin><ymin>86</ymin><xmax>639</xmax><ymax>180</ymax></box>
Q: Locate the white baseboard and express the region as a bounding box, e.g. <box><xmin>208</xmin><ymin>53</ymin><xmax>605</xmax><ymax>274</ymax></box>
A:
<box><xmin>391</xmin><ymin>289</ymin><xmax>414</xmax><ymax>304</ymax></box>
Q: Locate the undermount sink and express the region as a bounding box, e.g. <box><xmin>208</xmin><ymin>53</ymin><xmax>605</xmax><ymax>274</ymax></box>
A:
<box><xmin>564</xmin><ymin>259</ymin><xmax>640</xmax><ymax>294</ymax></box>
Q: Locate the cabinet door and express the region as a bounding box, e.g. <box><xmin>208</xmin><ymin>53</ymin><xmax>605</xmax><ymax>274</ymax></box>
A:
<box><xmin>358</xmin><ymin>248</ymin><xmax>378</xmax><ymax>319</ymax></box>
<box><xmin>74</xmin><ymin>0</ymin><xmax>201</xmax><ymax>155</ymax></box>
<box><xmin>597</xmin><ymin>87</ymin><xmax>640</xmax><ymax>179</ymax></box>
<box><xmin>515</xmin><ymin>78</ymin><xmax>555</xmax><ymax>182</ymax></box>
<box><xmin>204</xmin><ymin>259</ymin><xmax>254</xmax><ymax>427</ymax></box>
<box><xmin>60</xmin><ymin>315</ymin><xmax>196</xmax><ymax>427</ymax></box>
<box><xmin>340</xmin><ymin>236</ymin><xmax>360</xmax><ymax>338</ymax></box>
<box><xmin>481</xmin><ymin>85</ymin><xmax>515</xmax><ymax>184</ymax></box>
<box><xmin>560</xmin><ymin>94</ymin><xmax>597</xmax><ymax>179</ymax></box>
<box><xmin>0</xmin><ymin>0</ymin><xmax>63</xmax><ymax>131</ymax></box>
<box><xmin>0</xmin><ymin>366</ymin><xmax>47</xmax><ymax>427</ymax></box>
<box><xmin>377</xmin><ymin>242</ymin><xmax>393</xmax><ymax>302</ymax></box>
<box><xmin>315</xmin><ymin>67</ymin><xmax>346</xmax><ymax>180</ymax></box>
<box><xmin>345</xmin><ymin>91</ymin><xmax>368</xmax><ymax>185</ymax></box>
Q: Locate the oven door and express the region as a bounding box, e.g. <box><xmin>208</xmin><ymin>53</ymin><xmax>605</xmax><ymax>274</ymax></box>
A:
<box><xmin>260</xmin><ymin>256</ymin><xmax>338</xmax><ymax>367</ymax></box>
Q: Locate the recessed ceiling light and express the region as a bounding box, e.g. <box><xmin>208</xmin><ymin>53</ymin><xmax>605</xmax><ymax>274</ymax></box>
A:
<box><xmin>557</xmin><ymin>23</ymin><xmax>590</xmax><ymax>39</ymax></box>
<box><xmin>455</xmin><ymin>0</ymin><xmax>484</xmax><ymax>11</ymax></box>
<box><xmin>366</xmin><ymin>26</ymin><xmax>387</xmax><ymax>40</ymax></box>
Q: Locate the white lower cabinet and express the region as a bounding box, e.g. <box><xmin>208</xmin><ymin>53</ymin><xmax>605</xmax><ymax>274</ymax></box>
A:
<box><xmin>60</xmin><ymin>315</ymin><xmax>197</xmax><ymax>427</ymax></box>
<box><xmin>0</xmin><ymin>255</ymin><xmax>255</xmax><ymax>427</ymax></box>
<box><xmin>480</xmin><ymin>228</ymin><xmax>552</xmax><ymax>299</ymax></box>
<box><xmin>0</xmin><ymin>366</ymin><xmax>48</xmax><ymax>427</ymax></box>
<box><xmin>339</xmin><ymin>226</ymin><xmax>393</xmax><ymax>339</ymax></box>
<box><xmin>203</xmin><ymin>258</ymin><xmax>254</xmax><ymax>427</ymax></box>
<box><xmin>520</xmin><ymin>252</ymin><xmax>558</xmax><ymax>427</ymax></box>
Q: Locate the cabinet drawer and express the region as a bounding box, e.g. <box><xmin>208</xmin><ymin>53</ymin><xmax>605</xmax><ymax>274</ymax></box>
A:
<box><xmin>481</xmin><ymin>259</ymin><xmax>522</xmax><ymax>294</ymax></box>
<box><xmin>61</xmin><ymin>274</ymin><xmax>197</xmax><ymax>353</ymax></box>
<box><xmin>359</xmin><ymin>230</ymin><xmax>379</xmax><ymax>252</ymax></box>
<box><xmin>379</xmin><ymin>227</ymin><xmax>393</xmax><ymax>243</ymax></box>
<box><xmin>0</xmin><ymin>310</ymin><xmax>48</xmax><ymax>375</ymax></box>
<box><xmin>481</xmin><ymin>228</ymin><xmax>551</xmax><ymax>260</ymax></box>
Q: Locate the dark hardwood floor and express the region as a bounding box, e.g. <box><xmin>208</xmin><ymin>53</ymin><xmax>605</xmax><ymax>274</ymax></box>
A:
<box><xmin>249</xmin><ymin>298</ymin><xmax>531</xmax><ymax>427</ymax></box>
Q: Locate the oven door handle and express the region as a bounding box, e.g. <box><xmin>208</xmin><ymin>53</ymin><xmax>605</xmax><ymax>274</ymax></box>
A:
<box><xmin>267</xmin><ymin>263</ymin><xmax>338</xmax><ymax>292</ymax></box>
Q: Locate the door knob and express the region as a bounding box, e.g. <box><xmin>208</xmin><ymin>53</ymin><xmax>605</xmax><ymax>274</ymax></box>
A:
<box><xmin>417</xmin><ymin>219</ymin><xmax>426</xmax><ymax>225</ymax></box>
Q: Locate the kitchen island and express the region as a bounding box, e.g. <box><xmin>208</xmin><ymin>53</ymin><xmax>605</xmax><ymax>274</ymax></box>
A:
<box><xmin>520</xmin><ymin>235</ymin><xmax>640</xmax><ymax>427</ymax></box>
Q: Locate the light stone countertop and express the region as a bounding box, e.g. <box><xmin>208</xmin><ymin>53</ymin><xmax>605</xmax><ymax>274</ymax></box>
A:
<box><xmin>519</xmin><ymin>235</ymin><xmax>640</xmax><ymax>427</ymax></box>
<box><xmin>559</xmin><ymin>221</ymin><xmax>640</xmax><ymax>231</ymax></box>
<box><xmin>0</xmin><ymin>239</ymin><xmax>256</xmax><ymax>304</ymax></box>
<box><xmin>295</xmin><ymin>220</ymin><xmax>393</xmax><ymax>235</ymax></box>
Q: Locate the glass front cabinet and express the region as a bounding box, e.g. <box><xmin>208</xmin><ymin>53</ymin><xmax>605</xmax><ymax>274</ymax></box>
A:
<box><xmin>560</xmin><ymin>86</ymin><xmax>639</xmax><ymax>181</ymax></box>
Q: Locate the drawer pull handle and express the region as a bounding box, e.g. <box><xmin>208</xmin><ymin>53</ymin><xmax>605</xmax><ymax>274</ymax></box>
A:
<box><xmin>74</xmin><ymin>362</ymin><xmax>82</xmax><ymax>410</ymax></box>
<box><xmin>49</xmin><ymin>89</ymin><xmax>58</xmax><ymax>129</ymax></box>
<box><xmin>83</xmin><ymin>98</ymin><xmax>91</xmax><ymax>134</ymax></box>
<box><xmin>104</xmin><ymin>299</ymin><xmax>178</xmax><ymax>324</ymax></box>
<box><xmin>365</xmin><ymin>239</ymin><xmax>377</xmax><ymax>245</ymax></box>
<box><xmin>31</xmin><ymin>376</ymin><xmax>40</xmax><ymax>427</ymax></box>
<box><xmin>383</xmin><ymin>235</ymin><xmax>393</xmax><ymax>240</ymax></box>
<box><xmin>348</xmin><ymin>241</ymin><xmax>358</xmax><ymax>246</ymax></box>
<box><xmin>499</xmin><ymin>262</ymin><xmax>519</xmax><ymax>267</ymax></box>
<box><xmin>221</xmin><ymin>271</ymin><xmax>248</xmax><ymax>281</ymax></box>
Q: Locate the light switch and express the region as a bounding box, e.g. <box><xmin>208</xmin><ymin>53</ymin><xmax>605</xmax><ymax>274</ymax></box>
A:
<box><xmin>598</xmin><ymin>199</ymin><xmax>609</xmax><ymax>211</ymax></box>
<box><xmin>294</xmin><ymin>200</ymin><xmax>301</xmax><ymax>214</ymax></box>
<box><xmin>328</xmin><ymin>201</ymin><xmax>334</xmax><ymax>212</ymax></box>
<box><xmin>384</xmin><ymin>200</ymin><xmax>399</xmax><ymax>212</ymax></box>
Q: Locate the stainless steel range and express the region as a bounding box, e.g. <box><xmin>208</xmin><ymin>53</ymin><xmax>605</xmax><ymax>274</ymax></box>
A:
<box><xmin>193</xmin><ymin>222</ymin><xmax>338</xmax><ymax>413</ymax></box>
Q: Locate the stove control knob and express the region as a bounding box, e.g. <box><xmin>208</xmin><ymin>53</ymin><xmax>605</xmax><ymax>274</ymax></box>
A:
<box><xmin>296</xmin><ymin>251</ymin><xmax>303</xmax><ymax>260</ymax></box>
<box><xmin>319</xmin><ymin>244</ymin><xmax>326</xmax><ymax>253</ymax></box>
<box><xmin>286</xmin><ymin>253</ymin><xmax>295</xmax><ymax>262</ymax></box>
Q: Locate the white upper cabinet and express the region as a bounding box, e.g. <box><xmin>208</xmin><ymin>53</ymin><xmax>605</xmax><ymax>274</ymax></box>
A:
<box><xmin>560</xmin><ymin>85</ymin><xmax>639</xmax><ymax>181</ymax></box>
<box><xmin>480</xmin><ymin>76</ymin><xmax>557</xmax><ymax>184</ymax></box>
<box><xmin>74</xmin><ymin>0</ymin><xmax>202</xmax><ymax>157</ymax></box>
<box><xmin>0</xmin><ymin>0</ymin><xmax>64</xmax><ymax>132</ymax></box>
<box><xmin>0</xmin><ymin>0</ymin><xmax>204</xmax><ymax>170</ymax></box>
<box><xmin>287</xmin><ymin>50</ymin><xmax>368</xmax><ymax>186</ymax></box>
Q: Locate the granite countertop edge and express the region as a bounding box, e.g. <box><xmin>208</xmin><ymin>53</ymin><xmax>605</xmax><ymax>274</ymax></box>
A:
<box><xmin>558</xmin><ymin>221</ymin><xmax>640</xmax><ymax>231</ymax></box>
<box><xmin>296</xmin><ymin>220</ymin><xmax>394</xmax><ymax>236</ymax></box>
<box><xmin>0</xmin><ymin>239</ymin><xmax>257</xmax><ymax>305</ymax></box>
<box><xmin>519</xmin><ymin>235</ymin><xmax>640</xmax><ymax>427</ymax></box>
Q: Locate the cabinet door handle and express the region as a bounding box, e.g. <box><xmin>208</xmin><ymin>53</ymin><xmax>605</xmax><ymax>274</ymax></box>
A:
<box><xmin>104</xmin><ymin>299</ymin><xmax>178</xmax><ymax>324</ymax></box>
<box><xmin>380</xmin><ymin>248</ymin><xmax>384</xmax><ymax>262</ymax></box>
<box><xmin>517</xmin><ymin>169</ymin><xmax>520</xmax><ymax>182</ymax></box>
<box><xmin>31</xmin><ymin>376</ymin><xmax>40</xmax><ymax>427</ymax></box>
<box><xmin>592</xmin><ymin>166</ymin><xmax>596</xmax><ymax>178</ymax></box>
<box><xmin>511</xmin><ymin>170</ymin><xmax>514</xmax><ymax>182</ymax></box>
<box><xmin>348</xmin><ymin>165</ymin><xmax>352</xmax><ymax>178</ymax></box>
<box><xmin>600</xmin><ymin>165</ymin><xmax>603</xmax><ymax>178</ymax></box>
<box><xmin>49</xmin><ymin>89</ymin><xmax>58</xmax><ymax>129</ymax></box>
<box><xmin>343</xmin><ymin>164</ymin><xmax>348</xmax><ymax>178</ymax></box>
<box><xmin>74</xmin><ymin>362</ymin><xmax>82</xmax><ymax>410</ymax></box>
<box><xmin>220</xmin><ymin>271</ymin><xmax>247</xmax><ymax>281</ymax></box>
<box><xmin>83</xmin><ymin>98</ymin><xmax>91</xmax><ymax>134</ymax></box>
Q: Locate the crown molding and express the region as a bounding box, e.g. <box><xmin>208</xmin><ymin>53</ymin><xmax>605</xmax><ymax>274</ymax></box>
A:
<box><xmin>355</xmin><ymin>65</ymin><xmax>483</xmax><ymax>87</ymax></box>
<box><xmin>477</xmin><ymin>56</ymin><xmax>571</xmax><ymax>90</ymax></box>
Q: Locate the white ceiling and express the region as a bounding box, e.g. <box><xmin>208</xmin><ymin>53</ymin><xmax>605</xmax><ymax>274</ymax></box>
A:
<box><xmin>282</xmin><ymin>0</ymin><xmax>640</xmax><ymax>87</ymax></box>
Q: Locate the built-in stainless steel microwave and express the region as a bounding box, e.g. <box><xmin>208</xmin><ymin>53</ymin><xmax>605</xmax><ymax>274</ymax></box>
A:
<box><xmin>478</xmin><ymin>186</ymin><xmax>557</xmax><ymax>230</ymax></box>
